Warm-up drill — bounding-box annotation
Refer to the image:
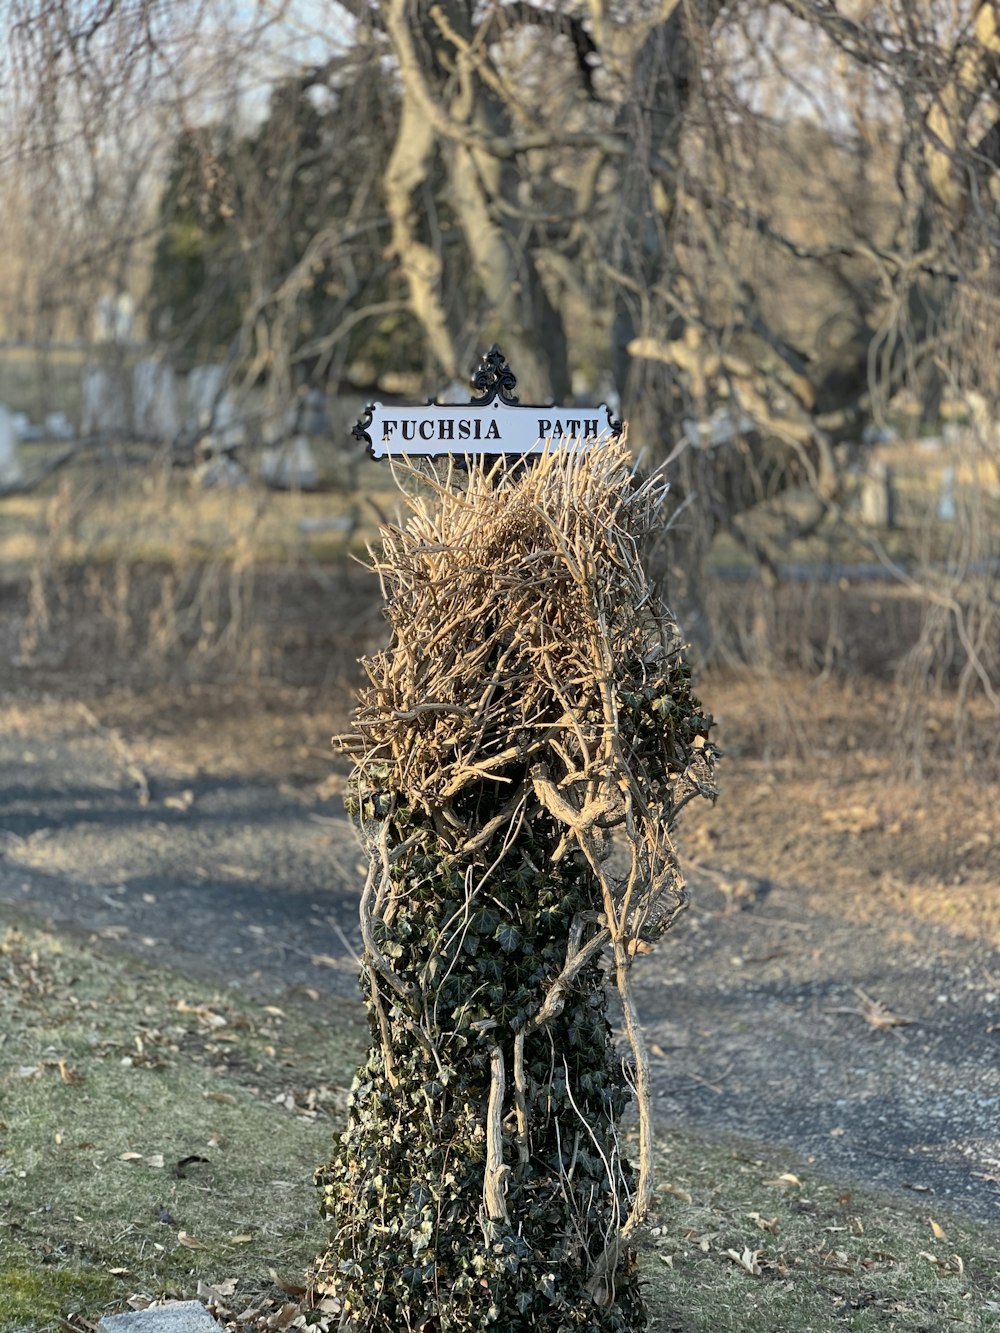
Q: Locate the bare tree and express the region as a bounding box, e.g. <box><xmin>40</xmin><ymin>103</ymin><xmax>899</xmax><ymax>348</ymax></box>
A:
<box><xmin>5</xmin><ymin>0</ymin><xmax>999</xmax><ymax>746</ymax></box>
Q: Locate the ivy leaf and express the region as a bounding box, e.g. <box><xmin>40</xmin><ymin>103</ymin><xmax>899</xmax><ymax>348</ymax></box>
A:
<box><xmin>494</xmin><ymin>922</ymin><xmax>522</xmax><ymax>953</ymax></box>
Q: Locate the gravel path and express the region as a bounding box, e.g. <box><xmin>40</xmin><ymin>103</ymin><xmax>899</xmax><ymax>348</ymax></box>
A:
<box><xmin>1</xmin><ymin>708</ymin><xmax>997</xmax><ymax>1223</ymax></box>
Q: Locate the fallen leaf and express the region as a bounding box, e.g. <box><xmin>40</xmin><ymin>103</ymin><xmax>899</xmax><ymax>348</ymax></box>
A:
<box><xmin>747</xmin><ymin>1212</ymin><xmax>780</xmax><ymax>1233</ymax></box>
<box><xmin>204</xmin><ymin>1091</ymin><xmax>237</xmax><ymax>1105</ymax></box>
<box><xmin>725</xmin><ymin>1246</ymin><xmax>763</xmax><ymax>1276</ymax></box>
<box><xmin>198</xmin><ymin>1277</ymin><xmax>238</xmax><ymax>1301</ymax></box>
<box><xmin>265</xmin><ymin>1303</ymin><xmax>300</xmax><ymax>1330</ymax></box>
<box><xmin>269</xmin><ymin>1269</ymin><xmax>308</xmax><ymax>1297</ymax></box>
<box><xmin>163</xmin><ymin>789</ymin><xmax>195</xmax><ymax>812</ymax></box>
<box><xmin>58</xmin><ymin>1060</ymin><xmax>84</xmax><ymax>1084</ymax></box>
<box><xmin>229</xmin><ymin>1234</ymin><xmax>253</xmax><ymax>1244</ymax></box>
<box><xmin>929</xmin><ymin>1218</ymin><xmax>946</xmax><ymax>1241</ymax></box>
<box><xmin>176</xmin><ymin>1000</ymin><xmax>227</xmax><ymax>1027</ymax></box>
<box><xmin>764</xmin><ymin>1172</ymin><xmax>801</xmax><ymax>1188</ymax></box>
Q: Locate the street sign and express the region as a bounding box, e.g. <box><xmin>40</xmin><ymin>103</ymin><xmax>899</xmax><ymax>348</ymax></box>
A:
<box><xmin>353</xmin><ymin>346</ymin><xmax>621</xmax><ymax>460</ymax></box>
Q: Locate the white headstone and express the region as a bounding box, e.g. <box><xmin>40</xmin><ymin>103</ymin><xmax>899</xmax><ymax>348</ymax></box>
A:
<box><xmin>0</xmin><ymin>404</ymin><xmax>24</xmax><ymax>487</ymax></box>
<box><xmin>211</xmin><ymin>392</ymin><xmax>244</xmax><ymax>452</ymax></box>
<box><xmin>938</xmin><ymin>464</ymin><xmax>956</xmax><ymax>521</ymax></box>
<box><xmin>94</xmin><ymin>291</ymin><xmax>135</xmax><ymax>345</ymax></box>
<box><xmin>187</xmin><ymin>364</ymin><xmax>242</xmax><ymax>452</ymax></box>
<box><xmin>81</xmin><ymin>365</ymin><xmax>129</xmax><ymax>436</ymax></box>
<box><xmin>133</xmin><ymin>359</ymin><xmax>179</xmax><ymax>442</ymax></box>
<box><xmin>44</xmin><ymin>411</ymin><xmax>74</xmax><ymax>441</ymax></box>
<box><xmin>300</xmin><ymin>386</ymin><xmax>329</xmax><ymax>436</ymax></box>
<box><xmin>12</xmin><ymin>411</ymin><xmax>33</xmax><ymax>440</ymax></box>
<box><xmin>860</xmin><ymin>460</ymin><xmax>895</xmax><ymax>529</ymax></box>
<box><xmin>188</xmin><ymin>364</ymin><xmax>225</xmax><ymax>425</ymax></box>
<box><xmin>260</xmin><ymin>435</ymin><xmax>318</xmax><ymax>490</ymax></box>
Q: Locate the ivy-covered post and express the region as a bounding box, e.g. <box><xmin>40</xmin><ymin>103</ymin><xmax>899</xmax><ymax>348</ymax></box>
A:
<box><xmin>315</xmin><ymin>352</ymin><xmax>717</xmax><ymax>1330</ymax></box>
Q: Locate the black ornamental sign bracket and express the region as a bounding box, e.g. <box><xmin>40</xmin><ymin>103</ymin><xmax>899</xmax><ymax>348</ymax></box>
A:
<box><xmin>353</xmin><ymin>346</ymin><xmax>622</xmax><ymax>461</ymax></box>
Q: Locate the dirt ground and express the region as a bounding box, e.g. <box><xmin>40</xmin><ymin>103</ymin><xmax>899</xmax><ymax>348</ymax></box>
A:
<box><xmin>1</xmin><ymin>576</ymin><xmax>998</xmax><ymax>1224</ymax></box>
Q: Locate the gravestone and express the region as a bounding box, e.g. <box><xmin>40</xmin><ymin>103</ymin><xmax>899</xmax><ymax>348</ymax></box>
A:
<box><xmin>938</xmin><ymin>464</ymin><xmax>956</xmax><ymax>521</ymax></box>
<box><xmin>12</xmin><ymin>411</ymin><xmax>36</xmax><ymax>441</ymax></box>
<box><xmin>134</xmin><ymin>358</ymin><xmax>179</xmax><ymax>442</ymax></box>
<box><xmin>187</xmin><ymin>364</ymin><xmax>225</xmax><ymax>426</ymax></box>
<box><xmin>81</xmin><ymin>365</ymin><xmax>129</xmax><ymax>436</ymax></box>
<box><xmin>44</xmin><ymin>410</ymin><xmax>74</xmax><ymax>440</ymax></box>
<box><xmin>98</xmin><ymin>1300</ymin><xmax>220</xmax><ymax>1333</ymax></box>
<box><xmin>0</xmin><ymin>403</ymin><xmax>24</xmax><ymax>487</ymax></box>
<box><xmin>300</xmin><ymin>386</ymin><xmax>329</xmax><ymax>436</ymax></box>
<box><xmin>260</xmin><ymin>434</ymin><xmax>318</xmax><ymax>489</ymax></box>
<box><xmin>187</xmin><ymin>364</ymin><xmax>242</xmax><ymax>452</ymax></box>
<box><xmin>860</xmin><ymin>459</ymin><xmax>896</xmax><ymax>529</ymax></box>
<box><xmin>94</xmin><ymin>291</ymin><xmax>135</xmax><ymax>345</ymax></box>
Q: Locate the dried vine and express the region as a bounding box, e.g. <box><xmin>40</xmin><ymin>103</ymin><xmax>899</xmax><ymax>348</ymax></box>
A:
<box><xmin>315</xmin><ymin>439</ymin><xmax>717</xmax><ymax>1329</ymax></box>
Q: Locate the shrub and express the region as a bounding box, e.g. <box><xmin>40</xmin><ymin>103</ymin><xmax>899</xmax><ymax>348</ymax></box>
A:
<box><xmin>315</xmin><ymin>439</ymin><xmax>717</xmax><ymax>1330</ymax></box>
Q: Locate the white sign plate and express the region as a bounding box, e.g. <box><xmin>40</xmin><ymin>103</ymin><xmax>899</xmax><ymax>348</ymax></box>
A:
<box><xmin>356</xmin><ymin>399</ymin><xmax>621</xmax><ymax>460</ymax></box>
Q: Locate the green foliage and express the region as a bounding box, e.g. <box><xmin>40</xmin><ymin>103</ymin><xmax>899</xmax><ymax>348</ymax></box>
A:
<box><xmin>149</xmin><ymin>128</ymin><xmax>246</xmax><ymax>362</ymax></box>
<box><xmin>317</xmin><ymin>813</ymin><xmax>647</xmax><ymax>1331</ymax></box>
<box><xmin>148</xmin><ymin>72</ymin><xmax>413</xmax><ymax>375</ymax></box>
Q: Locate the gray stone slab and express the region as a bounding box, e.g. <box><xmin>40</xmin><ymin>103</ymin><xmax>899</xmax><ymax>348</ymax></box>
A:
<box><xmin>98</xmin><ymin>1301</ymin><xmax>220</xmax><ymax>1333</ymax></box>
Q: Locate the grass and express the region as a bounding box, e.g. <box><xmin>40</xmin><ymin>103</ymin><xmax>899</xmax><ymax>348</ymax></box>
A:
<box><xmin>2</xmin><ymin>911</ymin><xmax>999</xmax><ymax>1332</ymax></box>
<box><xmin>0</xmin><ymin>913</ymin><xmax>366</xmax><ymax>1330</ymax></box>
<box><xmin>2</xmin><ymin>444</ymin><xmax>382</xmax><ymax>563</ymax></box>
<box><xmin>0</xmin><ymin>348</ymin><xmax>86</xmax><ymax>424</ymax></box>
<box><xmin>639</xmin><ymin>1145</ymin><xmax>1000</xmax><ymax>1331</ymax></box>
